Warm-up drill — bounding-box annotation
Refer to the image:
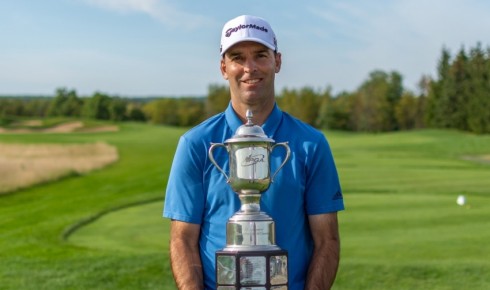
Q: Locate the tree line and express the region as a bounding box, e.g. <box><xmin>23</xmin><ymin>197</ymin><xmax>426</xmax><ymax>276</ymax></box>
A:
<box><xmin>1</xmin><ymin>43</ymin><xmax>489</xmax><ymax>134</ymax></box>
<box><xmin>427</xmin><ymin>43</ymin><xmax>490</xmax><ymax>134</ymax></box>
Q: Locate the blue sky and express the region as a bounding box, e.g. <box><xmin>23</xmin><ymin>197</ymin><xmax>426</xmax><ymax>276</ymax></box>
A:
<box><xmin>1</xmin><ymin>0</ymin><xmax>489</xmax><ymax>97</ymax></box>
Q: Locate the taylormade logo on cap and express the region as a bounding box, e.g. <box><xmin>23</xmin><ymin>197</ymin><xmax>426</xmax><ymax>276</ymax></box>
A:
<box><xmin>220</xmin><ymin>15</ymin><xmax>277</xmax><ymax>56</ymax></box>
<box><xmin>225</xmin><ymin>24</ymin><xmax>268</xmax><ymax>37</ymax></box>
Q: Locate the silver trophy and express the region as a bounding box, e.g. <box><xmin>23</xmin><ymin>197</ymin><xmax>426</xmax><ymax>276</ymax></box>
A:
<box><xmin>209</xmin><ymin>110</ymin><xmax>291</xmax><ymax>289</ymax></box>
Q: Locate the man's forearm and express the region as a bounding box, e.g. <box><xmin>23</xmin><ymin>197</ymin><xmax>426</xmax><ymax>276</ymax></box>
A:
<box><xmin>169</xmin><ymin>221</ymin><xmax>203</xmax><ymax>290</ymax></box>
<box><xmin>305</xmin><ymin>213</ymin><xmax>341</xmax><ymax>290</ymax></box>
<box><xmin>170</xmin><ymin>237</ymin><xmax>203</xmax><ymax>289</ymax></box>
<box><xmin>304</xmin><ymin>239</ymin><xmax>340</xmax><ymax>290</ymax></box>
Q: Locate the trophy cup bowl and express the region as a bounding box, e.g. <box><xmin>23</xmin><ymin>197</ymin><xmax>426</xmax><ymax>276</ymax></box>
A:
<box><xmin>209</xmin><ymin>110</ymin><xmax>291</xmax><ymax>289</ymax></box>
<box><xmin>209</xmin><ymin>141</ymin><xmax>290</xmax><ymax>194</ymax></box>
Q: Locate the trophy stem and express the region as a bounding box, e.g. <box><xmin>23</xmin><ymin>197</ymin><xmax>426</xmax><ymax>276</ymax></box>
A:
<box><xmin>238</xmin><ymin>189</ymin><xmax>261</xmax><ymax>213</ymax></box>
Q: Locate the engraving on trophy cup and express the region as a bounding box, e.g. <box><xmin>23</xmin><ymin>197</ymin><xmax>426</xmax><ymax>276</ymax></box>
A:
<box><xmin>209</xmin><ymin>110</ymin><xmax>291</xmax><ymax>289</ymax></box>
<box><xmin>236</xmin><ymin>146</ymin><xmax>268</xmax><ymax>180</ymax></box>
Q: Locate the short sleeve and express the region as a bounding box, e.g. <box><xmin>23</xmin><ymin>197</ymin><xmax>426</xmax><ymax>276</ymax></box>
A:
<box><xmin>304</xmin><ymin>134</ymin><xmax>344</xmax><ymax>215</ymax></box>
<box><xmin>163</xmin><ymin>135</ymin><xmax>206</xmax><ymax>224</ymax></box>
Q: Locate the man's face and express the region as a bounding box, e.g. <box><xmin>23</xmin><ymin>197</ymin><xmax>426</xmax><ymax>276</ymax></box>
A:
<box><xmin>220</xmin><ymin>41</ymin><xmax>281</xmax><ymax>108</ymax></box>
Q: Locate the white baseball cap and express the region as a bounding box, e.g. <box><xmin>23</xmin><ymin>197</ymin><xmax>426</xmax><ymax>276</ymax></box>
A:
<box><xmin>220</xmin><ymin>15</ymin><xmax>277</xmax><ymax>56</ymax></box>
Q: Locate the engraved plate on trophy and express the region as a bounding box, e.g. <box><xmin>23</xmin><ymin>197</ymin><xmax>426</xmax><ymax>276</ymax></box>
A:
<box><xmin>240</xmin><ymin>221</ymin><xmax>271</xmax><ymax>246</ymax></box>
<box><xmin>270</xmin><ymin>255</ymin><xmax>288</xmax><ymax>285</ymax></box>
<box><xmin>240</xmin><ymin>256</ymin><xmax>266</xmax><ymax>285</ymax></box>
<box><xmin>236</xmin><ymin>147</ymin><xmax>268</xmax><ymax>180</ymax></box>
<box><xmin>217</xmin><ymin>256</ymin><xmax>236</xmax><ymax>285</ymax></box>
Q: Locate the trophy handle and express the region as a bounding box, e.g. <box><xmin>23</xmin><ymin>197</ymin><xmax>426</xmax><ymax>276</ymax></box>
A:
<box><xmin>208</xmin><ymin>143</ymin><xmax>229</xmax><ymax>182</ymax></box>
<box><xmin>270</xmin><ymin>142</ymin><xmax>291</xmax><ymax>182</ymax></box>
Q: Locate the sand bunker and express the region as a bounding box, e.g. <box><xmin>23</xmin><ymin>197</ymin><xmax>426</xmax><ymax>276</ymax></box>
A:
<box><xmin>0</xmin><ymin>121</ymin><xmax>118</xmax><ymax>134</ymax></box>
<box><xmin>0</xmin><ymin>142</ymin><xmax>119</xmax><ymax>194</ymax></box>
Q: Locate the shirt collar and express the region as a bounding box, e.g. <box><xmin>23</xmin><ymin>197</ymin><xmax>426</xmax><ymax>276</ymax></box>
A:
<box><xmin>225</xmin><ymin>102</ymin><xmax>283</xmax><ymax>139</ymax></box>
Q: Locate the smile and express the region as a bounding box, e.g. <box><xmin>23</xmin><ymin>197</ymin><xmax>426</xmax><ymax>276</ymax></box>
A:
<box><xmin>242</xmin><ymin>78</ymin><xmax>261</xmax><ymax>84</ymax></box>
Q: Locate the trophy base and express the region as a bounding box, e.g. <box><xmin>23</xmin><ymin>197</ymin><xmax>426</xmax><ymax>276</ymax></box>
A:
<box><xmin>216</xmin><ymin>248</ymin><xmax>288</xmax><ymax>290</ymax></box>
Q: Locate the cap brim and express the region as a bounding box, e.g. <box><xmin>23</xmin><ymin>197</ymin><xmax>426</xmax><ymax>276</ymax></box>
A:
<box><xmin>221</xmin><ymin>37</ymin><xmax>276</xmax><ymax>56</ymax></box>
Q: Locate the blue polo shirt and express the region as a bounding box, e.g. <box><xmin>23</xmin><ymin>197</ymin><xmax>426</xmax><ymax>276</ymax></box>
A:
<box><xmin>163</xmin><ymin>103</ymin><xmax>344</xmax><ymax>290</ymax></box>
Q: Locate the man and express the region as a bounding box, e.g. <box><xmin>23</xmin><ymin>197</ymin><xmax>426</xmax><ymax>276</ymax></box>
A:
<box><xmin>164</xmin><ymin>15</ymin><xmax>344</xmax><ymax>289</ymax></box>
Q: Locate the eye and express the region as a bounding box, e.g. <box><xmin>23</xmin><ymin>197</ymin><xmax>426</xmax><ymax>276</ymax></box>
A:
<box><xmin>255</xmin><ymin>51</ymin><xmax>270</xmax><ymax>60</ymax></box>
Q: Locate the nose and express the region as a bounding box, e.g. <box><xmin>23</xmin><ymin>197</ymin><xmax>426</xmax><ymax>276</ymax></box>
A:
<box><xmin>243</xmin><ymin>58</ymin><xmax>257</xmax><ymax>73</ymax></box>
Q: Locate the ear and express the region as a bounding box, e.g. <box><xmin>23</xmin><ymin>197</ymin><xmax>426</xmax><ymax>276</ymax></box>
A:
<box><xmin>220</xmin><ymin>58</ymin><xmax>228</xmax><ymax>80</ymax></box>
<box><xmin>275</xmin><ymin>52</ymin><xmax>282</xmax><ymax>73</ymax></box>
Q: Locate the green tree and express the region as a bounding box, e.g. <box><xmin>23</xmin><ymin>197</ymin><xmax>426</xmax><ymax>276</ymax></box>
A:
<box><xmin>321</xmin><ymin>91</ymin><xmax>356</xmax><ymax>131</ymax></box>
<box><xmin>297</xmin><ymin>87</ymin><xmax>324</xmax><ymax>126</ymax></box>
<box><xmin>277</xmin><ymin>88</ymin><xmax>300</xmax><ymax>119</ymax></box>
<box><xmin>82</xmin><ymin>92</ymin><xmax>111</xmax><ymax>120</ymax></box>
<box><xmin>127</xmin><ymin>103</ymin><xmax>147</xmax><ymax>122</ymax></box>
<box><xmin>143</xmin><ymin>98</ymin><xmax>179</xmax><ymax>125</ymax></box>
<box><xmin>352</xmin><ymin>70</ymin><xmax>394</xmax><ymax>132</ymax></box>
<box><xmin>414</xmin><ymin>75</ymin><xmax>430</xmax><ymax>129</ymax></box>
<box><xmin>177</xmin><ymin>98</ymin><xmax>205</xmax><ymax>127</ymax></box>
<box><xmin>108</xmin><ymin>97</ymin><xmax>128</xmax><ymax>121</ymax></box>
<box><xmin>206</xmin><ymin>84</ymin><xmax>230</xmax><ymax>117</ymax></box>
<box><xmin>427</xmin><ymin>44</ymin><xmax>489</xmax><ymax>134</ymax></box>
<box><xmin>0</xmin><ymin>99</ymin><xmax>25</xmax><ymax>118</ymax></box>
<box><xmin>394</xmin><ymin>92</ymin><xmax>420</xmax><ymax>130</ymax></box>
<box><xmin>315</xmin><ymin>87</ymin><xmax>334</xmax><ymax>129</ymax></box>
<box><xmin>448</xmin><ymin>48</ymin><xmax>471</xmax><ymax>130</ymax></box>
<box><xmin>429</xmin><ymin>47</ymin><xmax>471</xmax><ymax>130</ymax></box>
<box><xmin>386</xmin><ymin>71</ymin><xmax>404</xmax><ymax>130</ymax></box>
<box><xmin>427</xmin><ymin>48</ymin><xmax>451</xmax><ymax>128</ymax></box>
<box><xmin>466</xmin><ymin>44</ymin><xmax>490</xmax><ymax>133</ymax></box>
<box><xmin>47</xmin><ymin>88</ymin><xmax>82</xmax><ymax>117</ymax></box>
<box><xmin>277</xmin><ymin>87</ymin><xmax>327</xmax><ymax>126</ymax></box>
<box><xmin>24</xmin><ymin>98</ymin><xmax>51</xmax><ymax>117</ymax></box>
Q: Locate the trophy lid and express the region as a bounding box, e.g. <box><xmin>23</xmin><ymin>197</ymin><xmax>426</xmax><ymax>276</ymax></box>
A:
<box><xmin>226</xmin><ymin>110</ymin><xmax>274</xmax><ymax>143</ymax></box>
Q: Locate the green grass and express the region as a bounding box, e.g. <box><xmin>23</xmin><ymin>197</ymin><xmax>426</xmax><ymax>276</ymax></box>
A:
<box><xmin>1</xmin><ymin>125</ymin><xmax>489</xmax><ymax>289</ymax></box>
<box><xmin>0</xmin><ymin>122</ymin><xmax>183</xmax><ymax>290</ymax></box>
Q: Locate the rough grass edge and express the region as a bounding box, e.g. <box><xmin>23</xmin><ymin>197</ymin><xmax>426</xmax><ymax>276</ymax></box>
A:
<box><xmin>0</xmin><ymin>170</ymin><xmax>82</xmax><ymax>197</ymax></box>
<box><xmin>61</xmin><ymin>196</ymin><xmax>163</xmax><ymax>241</ymax></box>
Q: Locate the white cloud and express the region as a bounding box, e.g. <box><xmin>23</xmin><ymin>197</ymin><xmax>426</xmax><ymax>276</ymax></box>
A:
<box><xmin>305</xmin><ymin>0</ymin><xmax>490</xmax><ymax>92</ymax></box>
<box><xmin>83</xmin><ymin>0</ymin><xmax>212</xmax><ymax>29</ymax></box>
<box><xmin>85</xmin><ymin>0</ymin><xmax>158</xmax><ymax>14</ymax></box>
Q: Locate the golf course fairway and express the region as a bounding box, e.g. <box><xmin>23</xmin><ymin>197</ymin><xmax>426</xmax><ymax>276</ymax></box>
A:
<box><xmin>1</xmin><ymin>122</ymin><xmax>489</xmax><ymax>289</ymax></box>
